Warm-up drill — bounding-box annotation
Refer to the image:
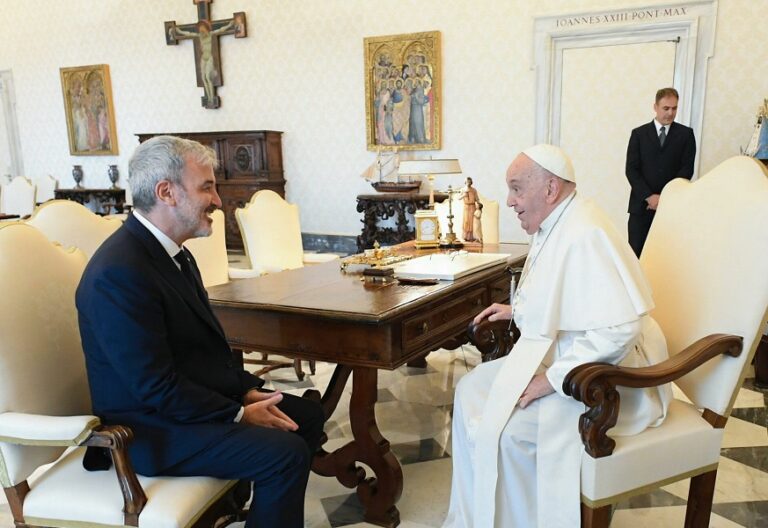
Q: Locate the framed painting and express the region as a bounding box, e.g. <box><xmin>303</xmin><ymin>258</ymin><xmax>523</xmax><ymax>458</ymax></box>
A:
<box><xmin>60</xmin><ymin>64</ymin><xmax>118</xmax><ymax>155</ymax></box>
<box><xmin>364</xmin><ymin>31</ymin><xmax>441</xmax><ymax>151</ymax></box>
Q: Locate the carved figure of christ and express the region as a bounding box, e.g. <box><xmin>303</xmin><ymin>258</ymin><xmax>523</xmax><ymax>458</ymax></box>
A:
<box><xmin>165</xmin><ymin>0</ymin><xmax>246</xmax><ymax>109</ymax></box>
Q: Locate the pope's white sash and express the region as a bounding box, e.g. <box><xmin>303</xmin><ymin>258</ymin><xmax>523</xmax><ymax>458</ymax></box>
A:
<box><xmin>472</xmin><ymin>336</ymin><xmax>553</xmax><ymax>528</ymax></box>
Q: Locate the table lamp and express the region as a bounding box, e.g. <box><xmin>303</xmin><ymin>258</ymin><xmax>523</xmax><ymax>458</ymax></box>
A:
<box><xmin>397</xmin><ymin>158</ymin><xmax>463</xmax><ymax>247</ymax></box>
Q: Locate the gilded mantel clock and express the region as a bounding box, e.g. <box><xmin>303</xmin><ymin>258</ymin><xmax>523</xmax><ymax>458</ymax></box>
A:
<box><xmin>414</xmin><ymin>209</ymin><xmax>440</xmax><ymax>248</ymax></box>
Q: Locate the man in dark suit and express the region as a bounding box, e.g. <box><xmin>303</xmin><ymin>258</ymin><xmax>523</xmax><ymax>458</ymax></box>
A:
<box><xmin>625</xmin><ymin>87</ymin><xmax>696</xmax><ymax>256</ymax></box>
<box><xmin>76</xmin><ymin>135</ymin><xmax>325</xmax><ymax>528</ymax></box>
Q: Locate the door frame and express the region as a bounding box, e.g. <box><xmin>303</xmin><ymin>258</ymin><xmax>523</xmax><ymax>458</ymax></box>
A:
<box><xmin>0</xmin><ymin>70</ymin><xmax>24</xmax><ymax>178</ymax></box>
<box><xmin>532</xmin><ymin>1</ymin><xmax>717</xmax><ymax>178</ymax></box>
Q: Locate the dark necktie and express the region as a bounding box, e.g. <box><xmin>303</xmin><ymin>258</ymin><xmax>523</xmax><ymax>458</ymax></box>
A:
<box><xmin>174</xmin><ymin>249</ymin><xmax>205</xmax><ymax>302</ymax></box>
<box><xmin>659</xmin><ymin>126</ymin><xmax>667</xmax><ymax>147</ymax></box>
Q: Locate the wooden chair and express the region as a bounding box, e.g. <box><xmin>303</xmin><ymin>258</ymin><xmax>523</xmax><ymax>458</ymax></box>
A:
<box><xmin>1</xmin><ymin>176</ymin><xmax>36</xmax><ymax>217</ymax></box>
<box><xmin>0</xmin><ymin>222</ymin><xmax>248</xmax><ymax>527</ymax></box>
<box><xmin>234</xmin><ymin>190</ymin><xmax>340</xmax><ymax>380</ymax></box>
<box><xmin>26</xmin><ymin>199</ymin><xmax>122</xmax><ymax>259</ymax></box>
<box><xmin>434</xmin><ymin>191</ymin><xmax>499</xmax><ymax>243</ymax></box>
<box><xmin>469</xmin><ymin>156</ymin><xmax>768</xmax><ymax>527</ymax></box>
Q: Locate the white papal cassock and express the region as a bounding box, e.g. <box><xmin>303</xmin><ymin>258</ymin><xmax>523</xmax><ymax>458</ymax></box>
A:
<box><xmin>444</xmin><ymin>192</ymin><xmax>672</xmax><ymax>528</ymax></box>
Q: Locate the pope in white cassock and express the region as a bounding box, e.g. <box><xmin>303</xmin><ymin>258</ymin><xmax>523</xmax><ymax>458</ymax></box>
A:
<box><xmin>443</xmin><ymin>145</ymin><xmax>672</xmax><ymax>528</ymax></box>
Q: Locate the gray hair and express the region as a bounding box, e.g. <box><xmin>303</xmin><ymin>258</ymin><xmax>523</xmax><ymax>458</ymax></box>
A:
<box><xmin>128</xmin><ymin>135</ymin><xmax>218</xmax><ymax>212</ymax></box>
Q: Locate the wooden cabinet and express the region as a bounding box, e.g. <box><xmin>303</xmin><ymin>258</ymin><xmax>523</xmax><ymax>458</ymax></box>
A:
<box><xmin>136</xmin><ymin>131</ymin><xmax>285</xmax><ymax>249</ymax></box>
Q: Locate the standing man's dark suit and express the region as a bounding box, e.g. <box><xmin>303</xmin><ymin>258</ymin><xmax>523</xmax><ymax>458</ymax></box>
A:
<box><xmin>77</xmin><ymin>136</ymin><xmax>324</xmax><ymax>528</ymax></box>
<box><xmin>626</xmin><ymin>90</ymin><xmax>696</xmax><ymax>257</ymax></box>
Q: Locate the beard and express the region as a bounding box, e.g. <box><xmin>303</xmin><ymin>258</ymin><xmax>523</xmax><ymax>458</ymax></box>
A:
<box><xmin>176</xmin><ymin>202</ymin><xmax>215</xmax><ymax>239</ymax></box>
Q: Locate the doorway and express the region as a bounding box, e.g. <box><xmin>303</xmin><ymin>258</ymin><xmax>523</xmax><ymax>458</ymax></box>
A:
<box><xmin>559</xmin><ymin>41</ymin><xmax>676</xmax><ymax>235</ymax></box>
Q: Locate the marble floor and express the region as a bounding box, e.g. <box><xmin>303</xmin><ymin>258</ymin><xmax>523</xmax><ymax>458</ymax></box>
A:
<box><xmin>2</xmin><ymin>346</ymin><xmax>765</xmax><ymax>527</ymax></box>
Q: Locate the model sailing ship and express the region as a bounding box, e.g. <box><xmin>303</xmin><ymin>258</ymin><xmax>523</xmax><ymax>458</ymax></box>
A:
<box><xmin>360</xmin><ymin>149</ymin><xmax>421</xmax><ymax>192</ymax></box>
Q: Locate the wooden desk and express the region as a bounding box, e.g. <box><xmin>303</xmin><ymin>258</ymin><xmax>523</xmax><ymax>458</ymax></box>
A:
<box><xmin>209</xmin><ymin>242</ymin><xmax>527</xmax><ymax>527</ymax></box>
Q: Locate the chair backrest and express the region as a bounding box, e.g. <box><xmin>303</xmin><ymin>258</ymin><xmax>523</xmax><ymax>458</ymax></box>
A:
<box><xmin>185</xmin><ymin>209</ymin><xmax>230</xmax><ymax>287</ymax></box>
<box><xmin>36</xmin><ymin>174</ymin><xmax>59</xmax><ymax>203</ymax></box>
<box><xmin>235</xmin><ymin>190</ymin><xmax>304</xmax><ymax>273</ymax></box>
<box><xmin>26</xmin><ymin>200</ymin><xmax>122</xmax><ymax>259</ymax></box>
<box><xmin>641</xmin><ymin>156</ymin><xmax>768</xmax><ymax>416</ymax></box>
<box><xmin>0</xmin><ymin>223</ymin><xmax>90</xmax><ymax>487</ymax></box>
<box><xmin>435</xmin><ymin>192</ymin><xmax>500</xmax><ymax>243</ymax></box>
<box><xmin>1</xmin><ymin>176</ymin><xmax>36</xmax><ymax>216</ymax></box>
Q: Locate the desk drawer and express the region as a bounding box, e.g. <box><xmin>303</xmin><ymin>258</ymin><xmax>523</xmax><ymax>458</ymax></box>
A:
<box><xmin>489</xmin><ymin>275</ymin><xmax>511</xmax><ymax>304</ymax></box>
<box><xmin>402</xmin><ymin>287</ymin><xmax>485</xmax><ymax>352</ymax></box>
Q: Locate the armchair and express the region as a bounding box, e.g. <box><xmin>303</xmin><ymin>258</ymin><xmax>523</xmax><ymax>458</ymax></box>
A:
<box><xmin>1</xmin><ymin>176</ymin><xmax>36</xmax><ymax>217</ymax></box>
<box><xmin>0</xmin><ymin>222</ymin><xmax>248</xmax><ymax>527</ymax></box>
<box><xmin>468</xmin><ymin>156</ymin><xmax>768</xmax><ymax>527</ymax></box>
<box><xmin>184</xmin><ymin>209</ymin><xmax>261</xmax><ymax>287</ymax></box>
<box><xmin>36</xmin><ymin>174</ymin><xmax>59</xmax><ymax>203</ymax></box>
<box><xmin>233</xmin><ymin>190</ymin><xmax>341</xmax><ymax>380</ymax></box>
<box><xmin>234</xmin><ymin>190</ymin><xmax>339</xmax><ymax>275</ymax></box>
<box><xmin>26</xmin><ymin>199</ymin><xmax>122</xmax><ymax>259</ymax></box>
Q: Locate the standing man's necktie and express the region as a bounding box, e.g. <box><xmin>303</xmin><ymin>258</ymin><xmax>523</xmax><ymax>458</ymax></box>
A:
<box><xmin>659</xmin><ymin>126</ymin><xmax>667</xmax><ymax>147</ymax></box>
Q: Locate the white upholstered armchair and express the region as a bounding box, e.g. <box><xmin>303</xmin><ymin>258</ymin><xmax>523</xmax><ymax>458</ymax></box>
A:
<box><xmin>234</xmin><ymin>190</ymin><xmax>339</xmax><ymax>274</ymax></box>
<box><xmin>469</xmin><ymin>156</ymin><xmax>768</xmax><ymax>527</ymax></box>
<box><xmin>26</xmin><ymin>199</ymin><xmax>122</xmax><ymax>259</ymax></box>
<box><xmin>36</xmin><ymin>174</ymin><xmax>59</xmax><ymax>203</ymax></box>
<box><xmin>184</xmin><ymin>209</ymin><xmax>262</xmax><ymax>287</ymax></box>
<box><xmin>1</xmin><ymin>176</ymin><xmax>36</xmax><ymax>217</ymax></box>
<box><xmin>0</xmin><ymin>222</ymin><xmax>249</xmax><ymax>527</ymax></box>
<box><xmin>233</xmin><ymin>190</ymin><xmax>338</xmax><ymax>380</ymax></box>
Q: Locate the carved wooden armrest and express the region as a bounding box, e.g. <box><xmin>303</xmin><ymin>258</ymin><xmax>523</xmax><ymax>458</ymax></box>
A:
<box><xmin>563</xmin><ymin>333</ymin><xmax>743</xmax><ymax>458</ymax></box>
<box><xmin>83</xmin><ymin>425</ymin><xmax>148</xmax><ymax>526</ymax></box>
<box><xmin>467</xmin><ymin>319</ymin><xmax>521</xmax><ymax>362</ymax></box>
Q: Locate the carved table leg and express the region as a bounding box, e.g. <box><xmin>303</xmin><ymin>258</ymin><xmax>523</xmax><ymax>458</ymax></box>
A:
<box><xmin>754</xmin><ymin>334</ymin><xmax>768</xmax><ymax>388</ymax></box>
<box><xmin>311</xmin><ymin>366</ymin><xmax>403</xmax><ymax>527</ymax></box>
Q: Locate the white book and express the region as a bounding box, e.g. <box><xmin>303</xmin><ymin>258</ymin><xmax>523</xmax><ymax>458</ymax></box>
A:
<box><xmin>392</xmin><ymin>252</ymin><xmax>510</xmax><ymax>281</ymax></box>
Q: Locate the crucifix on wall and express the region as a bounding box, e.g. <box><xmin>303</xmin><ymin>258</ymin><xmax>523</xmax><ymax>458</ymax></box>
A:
<box><xmin>165</xmin><ymin>0</ymin><xmax>246</xmax><ymax>109</ymax></box>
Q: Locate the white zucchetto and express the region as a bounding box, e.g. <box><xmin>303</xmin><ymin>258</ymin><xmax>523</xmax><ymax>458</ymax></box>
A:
<box><xmin>522</xmin><ymin>144</ymin><xmax>576</xmax><ymax>183</ymax></box>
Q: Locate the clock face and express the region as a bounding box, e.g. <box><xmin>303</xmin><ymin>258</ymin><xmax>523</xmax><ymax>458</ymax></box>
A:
<box><xmin>421</xmin><ymin>218</ymin><xmax>436</xmax><ymax>235</ymax></box>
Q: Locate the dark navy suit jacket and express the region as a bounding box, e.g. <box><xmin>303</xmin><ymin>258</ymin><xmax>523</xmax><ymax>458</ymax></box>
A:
<box><xmin>76</xmin><ymin>214</ymin><xmax>263</xmax><ymax>475</ymax></box>
<box><xmin>625</xmin><ymin>120</ymin><xmax>696</xmax><ymax>214</ymax></box>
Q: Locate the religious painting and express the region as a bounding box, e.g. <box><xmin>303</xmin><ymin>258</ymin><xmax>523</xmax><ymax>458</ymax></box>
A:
<box><xmin>364</xmin><ymin>31</ymin><xmax>441</xmax><ymax>151</ymax></box>
<box><xmin>60</xmin><ymin>64</ymin><xmax>118</xmax><ymax>155</ymax></box>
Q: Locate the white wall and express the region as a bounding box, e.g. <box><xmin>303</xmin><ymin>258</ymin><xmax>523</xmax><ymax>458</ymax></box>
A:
<box><xmin>0</xmin><ymin>0</ymin><xmax>766</xmax><ymax>242</ymax></box>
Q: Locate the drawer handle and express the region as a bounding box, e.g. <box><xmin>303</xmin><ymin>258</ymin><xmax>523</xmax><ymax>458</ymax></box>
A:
<box><xmin>421</xmin><ymin>322</ymin><xmax>429</xmax><ymax>334</ymax></box>
<box><xmin>475</xmin><ymin>298</ymin><xmax>482</xmax><ymax>306</ymax></box>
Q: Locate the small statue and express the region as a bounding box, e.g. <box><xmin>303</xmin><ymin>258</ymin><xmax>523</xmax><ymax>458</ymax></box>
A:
<box><xmin>472</xmin><ymin>202</ymin><xmax>484</xmax><ymax>244</ymax></box>
<box><xmin>459</xmin><ymin>177</ymin><xmax>480</xmax><ymax>241</ymax></box>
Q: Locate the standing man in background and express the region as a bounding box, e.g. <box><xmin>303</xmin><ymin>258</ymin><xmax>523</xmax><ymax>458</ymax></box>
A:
<box><xmin>625</xmin><ymin>87</ymin><xmax>696</xmax><ymax>256</ymax></box>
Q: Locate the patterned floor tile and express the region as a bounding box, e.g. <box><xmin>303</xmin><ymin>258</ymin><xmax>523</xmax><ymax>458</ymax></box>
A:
<box><xmin>722</xmin><ymin>416</ymin><xmax>768</xmax><ymax>448</ymax></box>
<box><xmin>320</xmin><ymin>492</ymin><xmax>365</xmax><ymax>527</ymax></box>
<box><xmin>712</xmin><ymin>500</ymin><xmax>768</xmax><ymax>527</ymax></box>
<box><xmin>390</xmin><ymin>438</ymin><xmax>450</xmax><ymax>465</ymax></box>
<box><xmin>663</xmin><ymin>456</ymin><xmax>768</xmax><ymax>503</ymax></box>
<box><xmin>611</xmin><ymin>505</ymin><xmax>745</xmax><ymax>527</ymax></box>
<box><xmin>731</xmin><ymin>407</ymin><xmax>767</xmax><ymax>428</ymax></box>
<box><xmin>615</xmin><ymin>488</ymin><xmax>687</xmax><ymax>509</ymax></box>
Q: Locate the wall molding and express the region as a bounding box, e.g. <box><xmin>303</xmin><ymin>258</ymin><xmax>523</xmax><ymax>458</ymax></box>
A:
<box><xmin>533</xmin><ymin>1</ymin><xmax>717</xmax><ymax>177</ymax></box>
<box><xmin>0</xmin><ymin>70</ymin><xmax>24</xmax><ymax>178</ymax></box>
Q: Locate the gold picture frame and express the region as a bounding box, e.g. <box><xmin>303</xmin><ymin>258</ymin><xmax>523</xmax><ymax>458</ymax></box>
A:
<box><xmin>60</xmin><ymin>64</ymin><xmax>119</xmax><ymax>155</ymax></box>
<box><xmin>364</xmin><ymin>31</ymin><xmax>441</xmax><ymax>151</ymax></box>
